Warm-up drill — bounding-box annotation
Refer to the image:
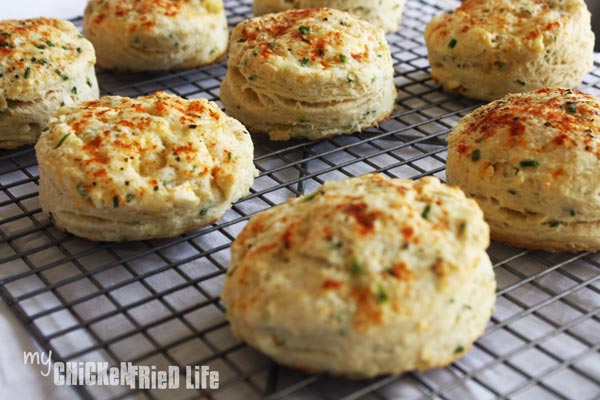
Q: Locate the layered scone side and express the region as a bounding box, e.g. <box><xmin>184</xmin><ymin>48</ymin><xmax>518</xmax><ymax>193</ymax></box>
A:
<box><xmin>222</xmin><ymin>174</ymin><xmax>496</xmax><ymax>377</ymax></box>
<box><xmin>424</xmin><ymin>0</ymin><xmax>594</xmax><ymax>100</ymax></box>
<box><xmin>220</xmin><ymin>8</ymin><xmax>397</xmax><ymax>140</ymax></box>
<box><xmin>447</xmin><ymin>88</ymin><xmax>600</xmax><ymax>252</ymax></box>
<box><xmin>83</xmin><ymin>0</ymin><xmax>228</xmax><ymax>71</ymax></box>
<box><xmin>35</xmin><ymin>91</ymin><xmax>257</xmax><ymax>241</ymax></box>
<box><xmin>252</xmin><ymin>0</ymin><xmax>406</xmax><ymax>33</ymax></box>
<box><xmin>0</xmin><ymin>18</ymin><xmax>99</xmax><ymax>149</ymax></box>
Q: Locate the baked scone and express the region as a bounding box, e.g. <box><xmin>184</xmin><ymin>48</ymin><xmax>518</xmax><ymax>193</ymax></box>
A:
<box><xmin>446</xmin><ymin>88</ymin><xmax>600</xmax><ymax>252</ymax></box>
<box><xmin>82</xmin><ymin>0</ymin><xmax>228</xmax><ymax>71</ymax></box>
<box><xmin>222</xmin><ymin>174</ymin><xmax>496</xmax><ymax>377</ymax></box>
<box><xmin>424</xmin><ymin>0</ymin><xmax>595</xmax><ymax>101</ymax></box>
<box><xmin>220</xmin><ymin>8</ymin><xmax>397</xmax><ymax>141</ymax></box>
<box><xmin>35</xmin><ymin>91</ymin><xmax>257</xmax><ymax>241</ymax></box>
<box><xmin>252</xmin><ymin>0</ymin><xmax>406</xmax><ymax>33</ymax></box>
<box><xmin>0</xmin><ymin>18</ymin><xmax>99</xmax><ymax>149</ymax></box>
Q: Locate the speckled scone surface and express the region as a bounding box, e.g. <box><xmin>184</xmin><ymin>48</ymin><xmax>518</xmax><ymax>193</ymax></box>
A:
<box><xmin>222</xmin><ymin>174</ymin><xmax>495</xmax><ymax>377</ymax></box>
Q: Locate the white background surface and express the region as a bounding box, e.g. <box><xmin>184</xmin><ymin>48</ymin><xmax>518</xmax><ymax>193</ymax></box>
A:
<box><xmin>1</xmin><ymin>4</ymin><xmax>85</xmax><ymax>400</ymax></box>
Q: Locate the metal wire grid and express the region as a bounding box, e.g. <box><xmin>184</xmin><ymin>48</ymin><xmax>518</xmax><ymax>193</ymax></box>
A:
<box><xmin>0</xmin><ymin>0</ymin><xmax>599</xmax><ymax>398</ymax></box>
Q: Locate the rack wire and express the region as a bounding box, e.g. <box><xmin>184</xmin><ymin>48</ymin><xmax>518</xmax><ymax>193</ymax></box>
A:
<box><xmin>1</xmin><ymin>0</ymin><xmax>600</xmax><ymax>399</ymax></box>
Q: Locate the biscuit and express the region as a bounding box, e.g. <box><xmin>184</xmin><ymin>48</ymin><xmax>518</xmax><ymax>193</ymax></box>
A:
<box><xmin>35</xmin><ymin>91</ymin><xmax>257</xmax><ymax>241</ymax></box>
<box><xmin>220</xmin><ymin>8</ymin><xmax>397</xmax><ymax>141</ymax></box>
<box><xmin>83</xmin><ymin>0</ymin><xmax>228</xmax><ymax>71</ymax></box>
<box><xmin>0</xmin><ymin>18</ymin><xmax>99</xmax><ymax>149</ymax></box>
<box><xmin>222</xmin><ymin>174</ymin><xmax>496</xmax><ymax>377</ymax></box>
<box><xmin>447</xmin><ymin>88</ymin><xmax>600</xmax><ymax>252</ymax></box>
<box><xmin>252</xmin><ymin>0</ymin><xmax>406</xmax><ymax>33</ymax></box>
<box><xmin>424</xmin><ymin>0</ymin><xmax>595</xmax><ymax>101</ymax></box>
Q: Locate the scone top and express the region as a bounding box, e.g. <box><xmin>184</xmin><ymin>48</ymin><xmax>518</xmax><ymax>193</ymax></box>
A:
<box><xmin>227</xmin><ymin>174</ymin><xmax>490</xmax><ymax>331</ymax></box>
<box><xmin>427</xmin><ymin>0</ymin><xmax>589</xmax><ymax>57</ymax></box>
<box><xmin>448</xmin><ymin>87</ymin><xmax>600</xmax><ymax>220</ymax></box>
<box><xmin>0</xmin><ymin>18</ymin><xmax>96</xmax><ymax>103</ymax></box>
<box><xmin>230</xmin><ymin>8</ymin><xmax>392</xmax><ymax>99</ymax></box>
<box><xmin>35</xmin><ymin>91</ymin><xmax>253</xmax><ymax>214</ymax></box>
<box><xmin>84</xmin><ymin>0</ymin><xmax>224</xmax><ymax>41</ymax></box>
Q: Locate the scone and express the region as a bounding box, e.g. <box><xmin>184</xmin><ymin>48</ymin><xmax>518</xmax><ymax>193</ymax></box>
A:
<box><xmin>424</xmin><ymin>0</ymin><xmax>594</xmax><ymax>101</ymax></box>
<box><xmin>222</xmin><ymin>174</ymin><xmax>496</xmax><ymax>377</ymax></box>
<box><xmin>0</xmin><ymin>18</ymin><xmax>99</xmax><ymax>149</ymax></box>
<box><xmin>220</xmin><ymin>8</ymin><xmax>397</xmax><ymax>141</ymax></box>
<box><xmin>252</xmin><ymin>0</ymin><xmax>406</xmax><ymax>33</ymax></box>
<box><xmin>447</xmin><ymin>88</ymin><xmax>600</xmax><ymax>252</ymax></box>
<box><xmin>35</xmin><ymin>91</ymin><xmax>257</xmax><ymax>241</ymax></box>
<box><xmin>83</xmin><ymin>0</ymin><xmax>228</xmax><ymax>71</ymax></box>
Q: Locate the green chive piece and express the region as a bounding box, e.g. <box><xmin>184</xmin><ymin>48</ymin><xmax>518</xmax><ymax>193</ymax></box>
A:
<box><xmin>54</xmin><ymin>133</ymin><xmax>71</xmax><ymax>149</ymax></box>
<box><xmin>421</xmin><ymin>204</ymin><xmax>432</xmax><ymax>219</ymax></box>
<box><xmin>494</xmin><ymin>61</ymin><xmax>506</xmax><ymax>70</ymax></box>
<box><xmin>566</xmin><ymin>102</ymin><xmax>577</xmax><ymax>113</ymax></box>
<box><xmin>248</xmin><ymin>74</ymin><xmax>256</xmax><ymax>81</ymax></box>
<box><xmin>300</xmin><ymin>57</ymin><xmax>309</xmax><ymax>66</ymax></box>
<box><xmin>340</xmin><ymin>19</ymin><xmax>348</xmax><ymax>26</ymax></box>
<box><xmin>339</xmin><ymin>54</ymin><xmax>347</xmax><ymax>63</ymax></box>
<box><xmin>516</xmin><ymin>79</ymin><xmax>526</xmax><ymax>86</ymax></box>
<box><xmin>454</xmin><ymin>345</ymin><xmax>465</xmax><ymax>353</ymax></box>
<box><xmin>199</xmin><ymin>207</ymin><xmax>210</xmax><ymax>216</ymax></box>
<box><xmin>1</xmin><ymin>32</ymin><xmax>11</xmax><ymax>37</ymax></box>
<box><xmin>153</xmin><ymin>185</ymin><xmax>159</xmax><ymax>191</ymax></box>
<box><xmin>347</xmin><ymin>75</ymin><xmax>354</xmax><ymax>83</ymax></box>
<box><xmin>113</xmin><ymin>196</ymin><xmax>119</xmax><ymax>208</ymax></box>
<box><xmin>45</xmin><ymin>40</ymin><xmax>55</xmax><ymax>47</ymax></box>
<box><xmin>71</xmin><ymin>86</ymin><xmax>77</xmax><ymax>95</ymax></box>
<box><xmin>350</xmin><ymin>259</ymin><xmax>363</xmax><ymax>277</ymax></box>
<box><xmin>126</xmin><ymin>193</ymin><xmax>135</xmax><ymax>202</ymax></box>
<box><xmin>35</xmin><ymin>44</ymin><xmax>45</xmax><ymax>49</ymax></box>
<box><xmin>0</xmin><ymin>41</ymin><xmax>12</xmax><ymax>48</ymax></box>
<box><xmin>269</xmin><ymin>41</ymin><xmax>276</xmax><ymax>50</ymax></box>
<box><xmin>570</xmin><ymin>209</ymin><xmax>577</xmax><ymax>217</ymax></box>
<box><xmin>302</xmin><ymin>191</ymin><xmax>320</xmax><ymax>202</ymax></box>
<box><xmin>520</xmin><ymin>160</ymin><xmax>539</xmax><ymax>168</ymax></box>
<box><xmin>471</xmin><ymin>149</ymin><xmax>481</xmax><ymax>161</ymax></box>
<box><xmin>375</xmin><ymin>285</ymin><xmax>389</xmax><ymax>303</ymax></box>
<box><xmin>549</xmin><ymin>221</ymin><xmax>563</xmax><ymax>228</ymax></box>
<box><xmin>86</xmin><ymin>77</ymin><xmax>92</xmax><ymax>87</ymax></box>
<box><xmin>448</xmin><ymin>38</ymin><xmax>457</xmax><ymax>48</ymax></box>
<box><xmin>298</xmin><ymin>25</ymin><xmax>310</xmax><ymax>35</ymax></box>
<box><xmin>76</xmin><ymin>183</ymin><xmax>87</xmax><ymax>197</ymax></box>
<box><xmin>24</xmin><ymin>67</ymin><xmax>30</xmax><ymax>79</ymax></box>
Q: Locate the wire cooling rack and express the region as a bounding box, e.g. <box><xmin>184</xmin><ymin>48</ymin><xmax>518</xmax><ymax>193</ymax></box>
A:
<box><xmin>1</xmin><ymin>0</ymin><xmax>600</xmax><ymax>399</ymax></box>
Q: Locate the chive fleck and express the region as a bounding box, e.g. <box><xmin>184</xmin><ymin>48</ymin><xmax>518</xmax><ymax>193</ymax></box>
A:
<box><xmin>248</xmin><ymin>74</ymin><xmax>256</xmax><ymax>81</ymax></box>
<box><xmin>71</xmin><ymin>86</ymin><xmax>77</xmax><ymax>95</ymax></box>
<box><xmin>76</xmin><ymin>182</ymin><xmax>87</xmax><ymax>197</ymax></box>
<box><xmin>471</xmin><ymin>148</ymin><xmax>481</xmax><ymax>161</ymax></box>
<box><xmin>54</xmin><ymin>133</ymin><xmax>71</xmax><ymax>149</ymax></box>
<box><xmin>55</xmin><ymin>69</ymin><xmax>68</xmax><ymax>80</ymax></box>
<box><xmin>350</xmin><ymin>259</ymin><xmax>363</xmax><ymax>277</ymax></box>
<box><xmin>347</xmin><ymin>75</ymin><xmax>354</xmax><ymax>83</ymax></box>
<box><xmin>45</xmin><ymin>40</ymin><xmax>55</xmax><ymax>47</ymax></box>
<box><xmin>566</xmin><ymin>101</ymin><xmax>577</xmax><ymax>113</ymax></box>
<box><xmin>549</xmin><ymin>221</ymin><xmax>563</xmax><ymax>228</ymax></box>
<box><xmin>302</xmin><ymin>191</ymin><xmax>320</xmax><ymax>202</ymax></box>
<box><xmin>421</xmin><ymin>204</ymin><xmax>432</xmax><ymax>219</ymax></box>
<box><xmin>570</xmin><ymin>209</ymin><xmax>577</xmax><ymax>217</ymax></box>
<box><xmin>298</xmin><ymin>25</ymin><xmax>311</xmax><ymax>35</ymax></box>
<box><xmin>126</xmin><ymin>193</ymin><xmax>135</xmax><ymax>202</ymax></box>
<box><xmin>35</xmin><ymin>44</ymin><xmax>45</xmax><ymax>49</ymax></box>
<box><xmin>448</xmin><ymin>38</ymin><xmax>457</xmax><ymax>48</ymax></box>
<box><xmin>199</xmin><ymin>207</ymin><xmax>210</xmax><ymax>216</ymax></box>
<box><xmin>494</xmin><ymin>61</ymin><xmax>506</xmax><ymax>70</ymax></box>
<box><xmin>113</xmin><ymin>196</ymin><xmax>119</xmax><ymax>208</ymax></box>
<box><xmin>24</xmin><ymin>67</ymin><xmax>30</xmax><ymax>79</ymax></box>
<box><xmin>39</xmin><ymin>58</ymin><xmax>47</xmax><ymax>65</ymax></box>
<box><xmin>340</xmin><ymin>19</ymin><xmax>348</xmax><ymax>26</ymax></box>
<box><xmin>375</xmin><ymin>285</ymin><xmax>389</xmax><ymax>303</ymax></box>
<box><xmin>86</xmin><ymin>77</ymin><xmax>92</xmax><ymax>87</ymax></box>
<box><xmin>300</xmin><ymin>57</ymin><xmax>309</xmax><ymax>66</ymax></box>
<box><xmin>153</xmin><ymin>185</ymin><xmax>159</xmax><ymax>191</ymax></box>
<box><xmin>516</xmin><ymin>79</ymin><xmax>526</xmax><ymax>86</ymax></box>
<box><xmin>339</xmin><ymin>54</ymin><xmax>347</xmax><ymax>63</ymax></box>
<box><xmin>1</xmin><ymin>32</ymin><xmax>11</xmax><ymax>37</ymax></box>
<box><xmin>519</xmin><ymin>160</ymin><xmax>539</xmax><ymax>168</ymax></box>
<box><xmin>454</xmin><ymin>345</ymin><xmax>465</xmax><ymax>353</ymax></box>
<box><xmin>228</xmin><ymin>152</ymin><xmax>232</xmax><ymax>162</ymax></box>
<box><xmin>0</xmin><ymin>41</ymin><xmax>12</xmax><ymax>48</ymax></box>
<box><xmin>61</xmin><ymin>45</ymin><xmax>70</xmax><ymax>50</ymax></box>
<box><xmin>269</xmin><ymin>41</ymin><xmax>276</xmax><ymax>50</ymax></box>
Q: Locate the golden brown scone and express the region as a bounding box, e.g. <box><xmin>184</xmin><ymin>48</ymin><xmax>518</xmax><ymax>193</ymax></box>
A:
<box><xmin>0</xmin><ymin>18</ymin><xmax>99</xmax><ymax>149</ymax></box>
<box><xmin>424</xmin><ymin>0</ymin><xmax>594</xmax><ymax>101</ymax></box>
<box><xmin>83</xmin><ymin>0</ymin><xmax>228</xmax><ymax>71</ymax></box>
<box><xmin>35</xmin><ymin>91</ymin><xmax>257</xmax><ymax>241</ymax></box>
<box><xmin>220</xmin><ymin>8</ymin><xmax>397</xmax><ymax>141</ymax></box>
<box><xmin>253</xmin><ymin>0</ymin><xmax>406</xmax><ymax>33</ymax></box>
<box><xmin>222</xmin><ymin>174</ymin><xmax>496</xmax><ymax>378</ymax></box>
<box><xmin>447</xmin><ymin>88</ymin><xmax>600</xmax><ymax>252</ymax></box>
